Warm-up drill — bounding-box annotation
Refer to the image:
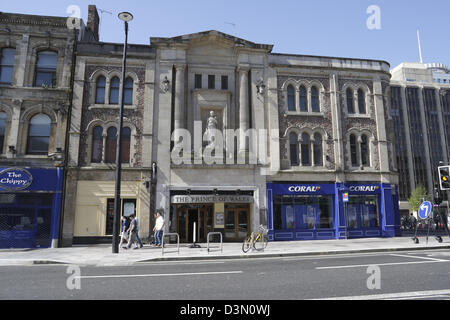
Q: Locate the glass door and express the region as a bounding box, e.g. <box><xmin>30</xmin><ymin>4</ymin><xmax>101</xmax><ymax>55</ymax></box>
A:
<box><xmin>225</xmin><ymin>209</ymin><xmax>236</xmax><ymax>240</ymax></box>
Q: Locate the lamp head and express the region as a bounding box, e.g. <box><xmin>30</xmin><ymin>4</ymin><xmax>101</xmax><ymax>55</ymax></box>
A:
<box><xmin>118</xmin><ymin>12</ymin><xmax>133</xmax><ymax>22</ymax></box>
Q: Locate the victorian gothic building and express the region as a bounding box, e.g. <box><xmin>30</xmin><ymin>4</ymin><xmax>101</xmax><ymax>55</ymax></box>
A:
<box><xmin>0</xmin><ymin>5</ymin><xmax>401</xmax><ymax>248</ymax></box>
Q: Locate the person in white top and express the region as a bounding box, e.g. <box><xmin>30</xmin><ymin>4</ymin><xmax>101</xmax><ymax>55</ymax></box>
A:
<box><xmin>153</xmin><ymin>212</ymin><xmax>165</xmax><ymax>247</ymax></box>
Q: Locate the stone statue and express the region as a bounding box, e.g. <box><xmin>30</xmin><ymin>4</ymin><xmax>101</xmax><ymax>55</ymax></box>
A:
<box><xmin>205</xmin><ymin>111</ymin><xmax>218</xmax><ymax>146</ymax></box>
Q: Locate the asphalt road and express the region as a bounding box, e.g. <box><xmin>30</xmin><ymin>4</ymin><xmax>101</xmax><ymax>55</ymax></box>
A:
<box><xmin>1</xmin><ymin>249</ymin><xmax>450</xmax><ymax>302</ymax></box>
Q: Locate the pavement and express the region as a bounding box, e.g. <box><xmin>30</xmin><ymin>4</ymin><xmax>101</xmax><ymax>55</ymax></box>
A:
<box><xmin>1</xmin><ymin>235</ymin><xmax>450</xmax><ymax>267</ymax></box>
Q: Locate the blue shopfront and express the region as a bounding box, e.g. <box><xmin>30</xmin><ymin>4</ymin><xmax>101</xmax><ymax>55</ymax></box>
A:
<box><xmin>0</xmin><ymin>168</ymin><xmax>63</xmax><ymax>248</ymax></box>
<box><xmin>266</xmin><ymin>183</ymin><xmax>399</xmax><ymax>241</ymax></box>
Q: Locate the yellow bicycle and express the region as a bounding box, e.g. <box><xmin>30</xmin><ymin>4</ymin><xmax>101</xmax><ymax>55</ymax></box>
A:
<box><xmin>242</xmin><ymin>225</ymin><xmax>268</xmax><ymax>253</ymax></box>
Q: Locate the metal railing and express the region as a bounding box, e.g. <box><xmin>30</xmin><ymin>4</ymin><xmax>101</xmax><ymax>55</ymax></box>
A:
<box><xmin>207</xmin><ymin>232</ymin><xmax>223</xmax><ymax>254</ymax></box>
<box><xmin>161</xmin><ymin>232</ymin><xmax>180</xmax><ymax>256</ymax></box>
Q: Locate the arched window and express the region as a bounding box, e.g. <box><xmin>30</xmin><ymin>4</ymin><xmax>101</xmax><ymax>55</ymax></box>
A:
<box><xmin>0</xmin><ymin>112</ymin><xmax>6</xmax><ymax>154</ymax></box>
<box><xmin>91</xmin><ymin>126</ymin><xmax>103</xmax><ymax>163</ymax></box>
<box><xmin>109</xmin><ymin>77</ymin><xmax>120</xmax><ymax>104</ymax></box>
<box><xmin>358</xmin><ymin>88</ymin><xmax>366</xmax><ymax>114</ymax></box>
<box><xmin>34</xmin><ymin>51</ymin><xmax>57</xmax><ymax>87</ymax></box>
<box><xmin>350</xmin><ymin>134</ymin><xmax>358</xmax><ymax>167</ymax></box>
<box><xmin>311</xmin><ymin>86</ymin><xmax>320</xmax><ymax>112</ymax></box>
<box><xmin>313</xmin><ymin>133</ymin><xmax>323</xmax><ymax>166</ymax></box>
<box><xmin>105</xmin><ymin>127</ymin><xmax>117</xmax><ymax>163</ymax></box>
<box><xmin>0</xmin><ymin>48</ymin><xmax>15</xmax><ymax>84</ymax></box>
<box><xmin>27</xmin><ymin>114</ymin><xmax>51</xmax><ymax>155</ymax></box>
<box><xmin>95</xmin><ymin>76</ymin><xmax>106</xmax><ymax>104</ymax></box>
<box><xmin>287</xmin><ymin>85</ymin><xmax>296</xmax><ymax>111</ymax></box>
<box><xmin>346</xmin><ymin>88</ymin><xmax>354</xmax><ymax>114</ymax></box>
<box><xmin>299</xmin><ymin>86</ymin><xmax>308</xmax><ymax>112</ymax></box>
<box><xmin>124</xmin><ymin>77</ymin><xmax>134</xmax><ymax>105</ymax></box>
<box><xmin>289</xmin><ymin>132</ymin><xmax>299</xmax><ymax>166</ymax></box>
<box><xmin>121</xmin><ymin>127</ymin><xmax>131</xmax><ymax>163</ymax></box>
<box><xmin>360</xmin><ymin>134</ymin><xmax>369</xmax><ymax>166</ymax></box>
<box><xmin>301</xmin><ymin>133</ymin><xmax>310</xmax><ymax>166</ymax></box>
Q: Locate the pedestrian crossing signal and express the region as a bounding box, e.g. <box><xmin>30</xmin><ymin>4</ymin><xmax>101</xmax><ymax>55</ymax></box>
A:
<box><xmin>438</xmin><ymin>166</ymin><xmax>450</xmax><ymax>190</ymax></box>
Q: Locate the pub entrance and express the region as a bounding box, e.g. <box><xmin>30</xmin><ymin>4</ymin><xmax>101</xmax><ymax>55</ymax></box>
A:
<box><xmin>175</xmin><ymin>204</ymin><xmax>250</xmax><ymax>243</ymax></box>
<box><xmin>176</xmin><ymin>205</ymin><xmax>214</xmax><ymax>243</ymax></box>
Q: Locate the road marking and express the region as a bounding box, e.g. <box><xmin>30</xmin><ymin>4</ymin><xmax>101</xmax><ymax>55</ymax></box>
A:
<box><xmin>314</xmin><ymin>289</ymin><xmax>450</xmax><ymax>300</ymax></box>
<box><xmin>316</xmin><ymin>260</ymin><xmax>447</xmax><ymax>270</ymax></box>
<box><xmin>135</xmin><ymin>261</ymin><xmax>225</xmax><ymax>266</ymax></box>
<box><xmin>389</xmin><ymin>253</ymin><xmax>447</xmax><ymax>262</ymax></box>
<box><xmin>79</xmin><ymin>270</ymin><xmax>243</xmax><ymax>279</ymax></box>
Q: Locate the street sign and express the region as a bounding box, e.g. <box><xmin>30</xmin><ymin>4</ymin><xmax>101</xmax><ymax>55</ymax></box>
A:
<box><xmin>418</xmin><ymin>201</ymin><xmax>432</xmax><ymax>220</ymax></box>
<box><xmin>343</xmin><ymin>192</ymin><xmax>349</xmax><ymax>203</ymax></box>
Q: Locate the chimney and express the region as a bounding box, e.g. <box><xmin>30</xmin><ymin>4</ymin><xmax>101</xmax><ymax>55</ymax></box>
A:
<box><xmin>87</xmin><ymin>5</ymin><xmax>100</xmax><ymax>41</ymax></box>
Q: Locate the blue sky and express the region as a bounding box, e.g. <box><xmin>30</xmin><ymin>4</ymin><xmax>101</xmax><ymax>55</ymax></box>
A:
<box><xmin>2</xmin><ymin>0</ymin><xmax>449</xmax><ymax>68</ymax></box>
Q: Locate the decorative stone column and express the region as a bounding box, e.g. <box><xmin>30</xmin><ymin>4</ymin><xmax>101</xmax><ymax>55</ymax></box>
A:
<box><xmin>238</xmin><ymin>67</ymin><xmax>249</xmax><ymax>154</ymax></box>
<box><xmin>174</xmin><ymin>64</ymin><xmax>185</xmax><ymax>137</ymax></box>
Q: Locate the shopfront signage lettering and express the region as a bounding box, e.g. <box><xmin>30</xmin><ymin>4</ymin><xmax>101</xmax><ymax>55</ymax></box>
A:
<box><xmin>171</xmin><ymin>195</ymin><xmax>253</xmax><ymax>204</ymax></box>
<box><xmin>349</xmin><ymin>186</ymin><xmax>379</xmax><ymax>192</ymax></box>
<box><xmin>288</xmin><ymin>186</ymin><xmax>321</xmax><ymax>193</ymax></box>
<box><xmin>0</xmin><ymin>168</ymin><xmax>33</xmax><ymax>191</ymax></box>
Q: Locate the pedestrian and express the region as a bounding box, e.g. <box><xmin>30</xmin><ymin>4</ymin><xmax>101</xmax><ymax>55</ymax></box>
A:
<box><xmin>409</xmin><ymin>213</ymin><xmax>417</xmax><ymax>230</ymax></box>
<box><xmin>119</xmin><ymin>216</ymin><xmax>130</xmax><ymax>249</ymax></box>
<box><xmin>153</xmin><ymin>211</ymin><xmax>165</xmax><ymax>247</ymax></box>
<box><xmin>126</xmin><ymin>214</ymin><xmax>140</xmax><ymax>250</ymax></box>
<box><xmin>134</xmin><ymin>213</ymin><xmax>144</xmax><ymax>248</ymax></box>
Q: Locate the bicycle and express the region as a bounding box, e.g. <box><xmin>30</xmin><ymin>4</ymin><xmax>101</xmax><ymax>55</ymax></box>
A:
<box><xmin>242</xmin><ymin>225</ymin><xmax>268</xmax><ymax>253</ymax></box>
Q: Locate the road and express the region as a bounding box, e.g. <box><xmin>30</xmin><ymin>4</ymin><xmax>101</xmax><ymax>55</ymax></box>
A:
<box><xmin>1</xmin><ymin>249</ymin><xmax>450</xmax><ymax>302</ymax></box>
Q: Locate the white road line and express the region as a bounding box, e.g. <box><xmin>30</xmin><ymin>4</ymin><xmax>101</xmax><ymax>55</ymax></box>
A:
<box><xmin>314</xmin><ymin>289</ymin><xmax>450</xmax><ymax>300</ymax></box>
<box><xmin>316</xmin><ymin>260</ymin><xmax>446</xmax><ymax>270</ymax></box>
<box><xmin>389</xmin><ymin>253</ymin><xmax>447</xmax><ymax>262</ymax></box>
<box><xmin>78</xmin><ymin>270</ymin><xmax>243</xmax><ymax>279</ymax></box>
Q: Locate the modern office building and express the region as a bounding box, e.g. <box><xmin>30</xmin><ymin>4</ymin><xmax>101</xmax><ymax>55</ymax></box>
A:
<box><xmin>390</xmin><ymin>62</ymin><xmax>450</xmax><ymax>216</ymax></box>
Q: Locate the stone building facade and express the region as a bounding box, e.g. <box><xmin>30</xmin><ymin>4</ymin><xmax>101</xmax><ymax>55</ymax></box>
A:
<box><xmin>0</xmin><ymin>12</ymin><xmax>77</xmax><ymax>248</ymax></box>
<box><xmin>61</xmin><ymin>7</ymin><xmax>155</xmax><ymax>246</ymax></box>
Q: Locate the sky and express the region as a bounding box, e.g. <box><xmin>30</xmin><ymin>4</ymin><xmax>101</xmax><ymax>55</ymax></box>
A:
<box><xmin>2</xmin><ymin>0</ymin><xmax>449</xmax><ymax>69</ymax></box>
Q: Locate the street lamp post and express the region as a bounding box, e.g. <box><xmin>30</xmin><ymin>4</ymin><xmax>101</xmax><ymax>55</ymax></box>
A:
<box><xmin>112</xmin><ymin>11</ymin><xmax>133</xmax><ymax>254</ymax></box>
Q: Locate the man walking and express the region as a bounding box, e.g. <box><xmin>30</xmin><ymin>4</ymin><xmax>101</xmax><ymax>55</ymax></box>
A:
<box><xmin>135</xmin><ymin>214</ymin><xmax>144</xmax><ymax>248</ymax></box>
<box><xmin>153</xmin><ymin>211</ymin><xmax>165</xmax><ymax>247</ymax></box>
<box><xmin>126</xmin><ymin>214</ymin><xmax>139</xmax><ymax>250</ymax></box>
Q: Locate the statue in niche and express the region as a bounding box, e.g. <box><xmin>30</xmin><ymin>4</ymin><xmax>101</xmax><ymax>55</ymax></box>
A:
<box><xmin>204</xmin><ymin>111</ymin><xmax>218</xmax><ymax>146</ymax></box>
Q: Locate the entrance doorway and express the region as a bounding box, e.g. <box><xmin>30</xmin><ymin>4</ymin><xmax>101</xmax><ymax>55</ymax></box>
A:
<box><xmin>176</xmin><ymin>205</ymin><xmax>213</xmax><ymax>243</ymax></box>
<box><xmin>225</xmin><ymin>205</ymin><xmax>250</xmax><ymax>241</ymax></box>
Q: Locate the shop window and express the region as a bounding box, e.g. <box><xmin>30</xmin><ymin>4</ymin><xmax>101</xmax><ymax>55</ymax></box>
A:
<box><xmin>95</xmin><ymin>76</ymin><xmax>106</xmax><ymax>104</ymax></box>
<box><xmin>0</xmin><ymin>112</ymin><xmax>6</xmax><ymax>154</ymax></box>
<box><xmin>299</xmin><ymin>86</ymin><xmax>308</xmax><ymax>112</ymax></box>
<box><xmin>27</xmin><ymin>114</ymin><xmax>51</xmax><ymax>155</ymax></box>
<box><xmin>91</xmin><ymin>126</ymin><xmax>103</xmax><ymax>163</ymax></box>
<box><xmin>347</xmin><ymin>195</ymin><xmax>379</xmax><ymax>229</ymax></box>
<box><xmin>346</xmin><ymin>88</ymin><xmax>354</xmax><ymax>114</ymax></box>
<box><xmin>273</xmin><ymin>195</ymin><xmax>334</xmax><ymax>231</ymax></box>
<box><xmin>289</xmin><ymin>132</ymin><xmax>299</xmax><ymax>166</ymax></box>
<box><xmin>109</xmin><ymin>77</ymin><xmax>120</xmax><ymax>104</ymax></box>
<box><xmin>301</xmin><ymin>133</ymin><xmax>310</xmax><ymax>166</ymax></box>
<box><xmin>287</xmin><ymin>85</ymin><xmax>296</xmax><ymax>111</ymax></box>
<box><xmin>311</xmin><ymin>86</ymin><xmax>320</xmax><ymax>112</ymax></box>
<box><xmin>105</xmin><ymin>127</ymin><xmax>117</xmax><ymax>163</ymax></box>
<box><xmin>124</xmin><ymin>77</ymin><xmax>133</xmax><ymax>105</ymax></box>
<box><xmin>106</xmin><ymin>198</ymin><xmax>136</xmax><ymax>235</ymax></box>
<box><xmin>0</xmin><ymin>48</ymin><xmax>15</xmax><ymax>85</ymax></box>
<box><xmin>34</xmin><ymin>51</ymin><xmax>57</xmax><ymax>87</ymax></box>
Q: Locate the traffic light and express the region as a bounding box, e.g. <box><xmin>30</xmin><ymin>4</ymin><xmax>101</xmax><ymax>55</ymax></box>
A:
<box><xmin>434</xmin><ymin>185</ymin><xmax>442</xmax><ymax>205</ymax></box>
<box><xmin>438</xmin><ymin>166</ymin><xmax>450</xmax><ymax>190</ymax></box>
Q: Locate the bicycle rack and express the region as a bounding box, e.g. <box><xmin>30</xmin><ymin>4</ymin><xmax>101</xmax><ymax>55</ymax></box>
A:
<box><xmin>161</xmin><ymin>232</ymin><xmax>180</xmax><ymax>256</ymax></box>
<box><xmin>207</xmin><ymin>232</ymin><xmax>223</xmax><ymax>254</ymax></box>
